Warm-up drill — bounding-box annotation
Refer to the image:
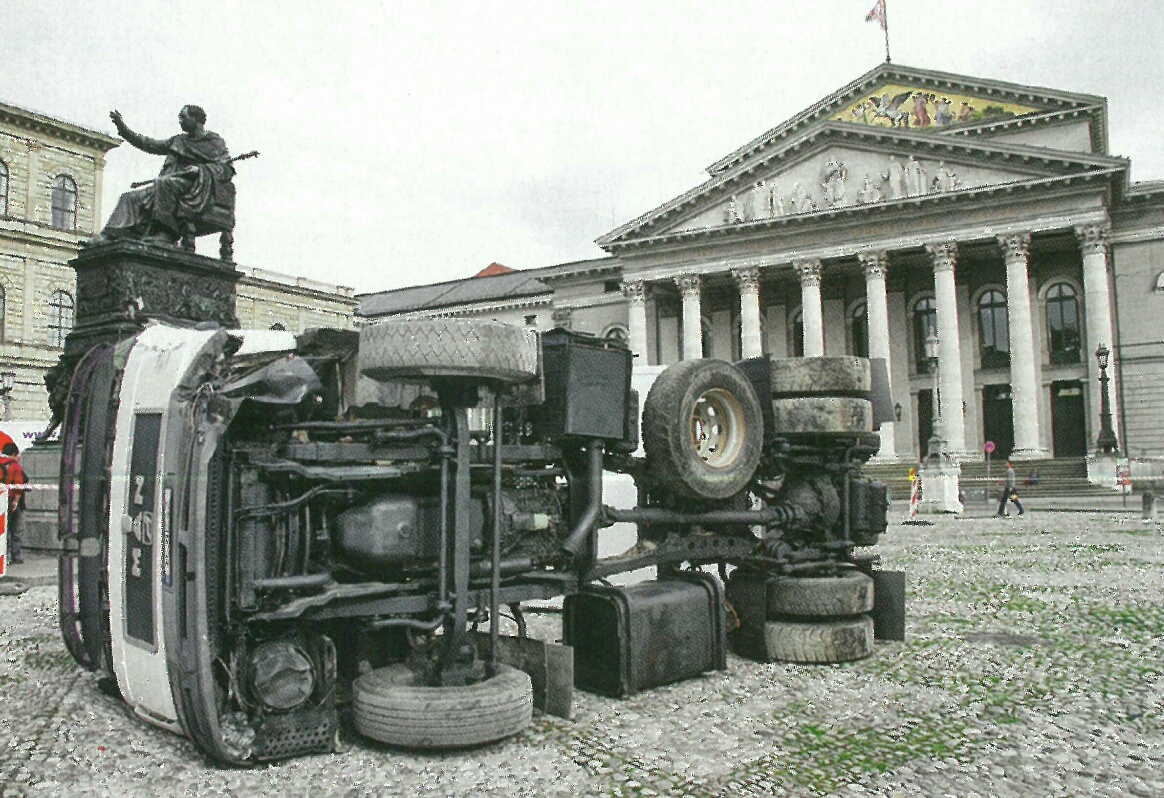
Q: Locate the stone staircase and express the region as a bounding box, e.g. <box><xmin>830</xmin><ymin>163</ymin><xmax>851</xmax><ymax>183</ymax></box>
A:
<box><xmin>861</xmin><ymin>457</ymin><xmax>1118</xmax><ymax>501</ymax></box>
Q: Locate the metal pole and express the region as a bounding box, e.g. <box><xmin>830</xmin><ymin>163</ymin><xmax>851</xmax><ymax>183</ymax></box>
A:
<box><xmin>489</xmin><ymin>394</ymin><xmax>503</xmax><ymax>676</ymax></box>
<box><xmin>883</xmin><ymin>0</ymin><xmax>892</xmax><ymax>63</ymax></box>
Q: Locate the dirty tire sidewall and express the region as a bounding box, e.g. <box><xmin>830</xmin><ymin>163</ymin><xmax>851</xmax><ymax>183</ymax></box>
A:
<box><xmin>767</xmin><ymin>572</ymin><xmax>875</xmax><ymax>618</ymax></box>
<box><xmin>352</xmin><ymin>664</ymin><xmax>533</xmax><ymax>749</ymax></box>
<box><xmin>359</xmin><ymin>319</ymin><xmax>539</xmax><ymax>383</ymax></box>
<box><xmin>642</xmin><ymin>359</ymin><xmax>763</xmax><ymax>501</ymax></box>
<box><xmin>764</xmin><ymin>616</ymin><xmax>875</xmax><ymax>664</ymax></box>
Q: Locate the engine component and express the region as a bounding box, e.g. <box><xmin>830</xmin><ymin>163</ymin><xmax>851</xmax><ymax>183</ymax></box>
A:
<box><xmin>249</xmin><ymin>639</ymin><xmax>317</xmax><ymax>713</ymax></box>
<box><xmin>335</xmin><ymin>495</ymin><xmax>481</xmax><ymax>566</ymax></box>
<box><xmin>642</xmin><ymin>358</ymin><xmax>763</xmax><ymax>501</ymax></box>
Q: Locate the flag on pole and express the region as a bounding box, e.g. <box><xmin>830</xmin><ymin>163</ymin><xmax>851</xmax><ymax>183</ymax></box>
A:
<box><xmin>866</xmin><ymin>0</ymin><xmax>887</xmax><ymax>31</ymax></box>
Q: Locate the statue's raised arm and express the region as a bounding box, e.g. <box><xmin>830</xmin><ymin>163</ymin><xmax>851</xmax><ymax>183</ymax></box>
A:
<box><xmin>91</xmin><ymin>104</ymin><xmax>241</xmax><ymax>260</ymax></box>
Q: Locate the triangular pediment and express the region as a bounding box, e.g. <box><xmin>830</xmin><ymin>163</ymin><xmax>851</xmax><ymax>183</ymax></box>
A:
<box><xmin>598</xmin><ymin>123</ymin><xmax>1126</xmax><ymax>248</ymax></box>
<box><xmin>831</xmin><ymin>82</ymin><xmax>1042</xmax><ymax>130</ymax></box>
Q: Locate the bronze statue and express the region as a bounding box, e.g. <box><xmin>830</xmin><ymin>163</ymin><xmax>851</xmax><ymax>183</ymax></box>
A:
<box><xmin>92</xmin><ymin>105</ymin><xmax>254</xmax><ymax>261</ymax></box>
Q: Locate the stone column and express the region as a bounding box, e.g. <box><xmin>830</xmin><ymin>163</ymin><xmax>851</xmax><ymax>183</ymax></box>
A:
<box><xmin>999</xmin><ymin>233</ymin><xmax>1049</xmax><ymax>460</ymax></box>
<box><xmin>676</xmin><ymin>274</ymin><xmax>703</xmax><ymax>360</ymax></box>
<box><xmin>1076</xmin><ymin>221</ymin><xmax>1119</xmax><ymax>448</ymax></box>
<box><xmin>732</xmin><ymin>266</ymin><xmax>763</xmax><ymax>359</ymax></box>
<box><xmin>860</xmin><ymin>251</ymin><xmax>897</xmax><ymax>459</ymax></box>
<box><xmin>927</xmin><ymin>242</ymin><xmax>967</xmax><ymax>456</ymax></box>
<box><xmin>551</xmin><ymin>306</ymin><xmax>572</xmax><ymax>331</ymax></box>
<box><xmin>621</xmin><ymin>280</ymin><xmax>649</xmax><ymax>363</ymax></box>
<box><xmin>796</xmin><ymin>259</ymin><xmax>824</xmax><ymax>357</ymax></box>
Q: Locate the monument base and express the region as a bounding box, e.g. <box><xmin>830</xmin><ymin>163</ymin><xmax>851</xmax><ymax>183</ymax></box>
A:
<box><xmin>918</xmin><ymin>461</ymin><xmax>963</xmax><ymax>514</ymax></box>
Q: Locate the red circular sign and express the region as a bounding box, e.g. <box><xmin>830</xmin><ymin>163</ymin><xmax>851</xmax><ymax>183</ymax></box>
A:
<box><xmin>984</xmin><ymin>441</ymin><xmax>996</xmax><ymax>453</ymax></box>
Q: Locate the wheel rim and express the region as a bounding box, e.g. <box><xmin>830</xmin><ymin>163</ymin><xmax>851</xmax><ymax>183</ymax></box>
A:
<box><xmin>689</xmin><ymin>388</ymin><xmax>746</xmax><ymax>468</ymax></box>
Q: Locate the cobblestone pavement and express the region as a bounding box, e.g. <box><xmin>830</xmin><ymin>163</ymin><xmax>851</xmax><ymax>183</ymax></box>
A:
<box><xmin>2</xmin><ymin>511</ymin><xmax>1162</xmax><ymax>797</ymax></box>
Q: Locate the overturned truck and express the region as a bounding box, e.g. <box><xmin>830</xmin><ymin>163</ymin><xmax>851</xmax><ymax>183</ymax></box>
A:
<box><xmin>57</xmin><ymin>317</ymin><xmax>897</xmax><ymax>764</ymax></box>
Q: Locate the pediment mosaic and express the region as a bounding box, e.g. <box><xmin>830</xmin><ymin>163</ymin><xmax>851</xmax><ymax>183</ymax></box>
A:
<box><xmin>673</xmin><ymin>146</ymin><xmax>1050</xmax><ymax>233</ymax></box>
<box><xmin>832</xmin><ymin>83</ymin><xmax>1041</xmax><ymax>129</ymax></box>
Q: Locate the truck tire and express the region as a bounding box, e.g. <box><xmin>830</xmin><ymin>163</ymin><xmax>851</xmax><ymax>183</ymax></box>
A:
<box><xmin>642</xmin><ymin>359</ymin><xmax>763</xmax><ymax>500</ymax></box>
<box><xmin>352</xmin><ymin>664</ymin><xmax>533</xmax><ymax>749</ymax></box>
<box><xmin>359</xmin><ymin>319</ymin><xmax>539</xmax><ymax>383</ymax></box>
<box><xmin>739</xmin><ymin>356</ymin><xmax>872</xmax><ymax>397</ymax></box>
<box><xmin>764</xmin><ymin>616</ymin><xmax>874</xmax><ymax>664</ymax></box>
<box><xmin>767</xmin><ymin>572</ymin><xmax>875</xmax><ymax>618</ymax></box>
<box><xmin>770</xmin><ymin>396</ymin><xmax>873</xmax><ymax>435</ymax></box>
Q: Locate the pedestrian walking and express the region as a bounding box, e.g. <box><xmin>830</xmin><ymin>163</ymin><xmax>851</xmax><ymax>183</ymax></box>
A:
<box><xmin>996</xmin><ymin>460</ymin><xmax>1024</xmax><ymax>517</ymax></box>
<box><xmin>0</xmin><ymin>442</ymin><xmax>27</xmax><ymax>563</ymax></box>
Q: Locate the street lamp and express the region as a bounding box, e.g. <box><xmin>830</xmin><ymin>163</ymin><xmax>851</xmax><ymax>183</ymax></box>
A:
<box><xmin>1094</xmin><ymin>343</ymin><xmax>1119</xmax><ymax>454</ymax></box>
<box><xmin>924</xmin><ymin>330</ymin><xmax>945</xmax><ymax>462</ymax></box>
<box><xmin>0</xmin><ymin>371</ymin><xmax>14</xmax><ymax>422</ymax></box>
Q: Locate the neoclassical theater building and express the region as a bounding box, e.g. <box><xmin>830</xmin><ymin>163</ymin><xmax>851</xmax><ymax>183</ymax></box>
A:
<box><xmin>361</xmin><ymin>63</ymin><xmax>1164</xmax><ymax>463</ymax></box>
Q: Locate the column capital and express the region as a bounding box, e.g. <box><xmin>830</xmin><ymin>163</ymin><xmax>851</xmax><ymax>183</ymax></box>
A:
<box><xmin>859</xmin><ymin>251</ymin><xmax>889</xmax><ymax>281</ymax></box>
<box><xmin>926</xmin><ymin>241</ymin><xmax>958</xmax><ymax>273</ymax></box>
<box><xmin>731</xmin><ymin>266</ymin><xmax>761</xmax><ymax>295</ymax></box>
<box><xmin>620</xmin><ymin>279</ymin><xmax>647</xmax><ymax>303</ymax></box>
<box><xmin>675</xmin><ymin>274</ymin><xmax>702</xmax><ymax>299</ymax></box>
<box><xmin>997</xmin><ymin>232</ymin><xmax>1032</xmax><ymax>264</ymax></box>
<box><xmin>794</xmin><ymin>259</ymin><xmax>822</xmax><ymax>287</ymax></box>
<box><xmin>1075</xmin><ymin>222</ymin><xmax>1111</xmax><ymax>256</ymax></box>
<box><xmin>551</xmin><ymin>306</ymin><xmax>572</xmax><ymax>329</ymax></box>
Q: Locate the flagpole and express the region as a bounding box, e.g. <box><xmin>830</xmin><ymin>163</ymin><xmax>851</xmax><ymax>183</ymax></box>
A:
<box><xmin>883</xmin><ymin>0</ymin><xmax>892</xmax><ymax>62</ymax></box>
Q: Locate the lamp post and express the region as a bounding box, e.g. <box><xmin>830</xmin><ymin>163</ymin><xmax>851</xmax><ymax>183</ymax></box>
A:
<box><xmin>0</xmin><ymin>371</ymin><xmax>14</xmax><ymax>422</ymax></box>
<box><xmin>924</xmin><ymin>330</ymin><xmax>945</xmax><ymax>463</ymax></box>
<box><xmin>1094</xmin><ymin>343</ymin><xmax>1119</xmax><ymax>454</ymax></box>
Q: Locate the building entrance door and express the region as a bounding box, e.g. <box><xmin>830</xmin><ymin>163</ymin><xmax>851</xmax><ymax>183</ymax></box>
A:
<box><xmin>1051</xmin><ymin>380</ymin><xmax>1086</xmax><ymax>457</ymax></box>
<box><xmin>982</xmin><ymin>384</ymin><xmax>1014</xmax><ymax>460</ymax></box>
<box><xmin>917</xmin><ymin>389</ymin><xmax>933</xmax><ymax>461</ymax></box>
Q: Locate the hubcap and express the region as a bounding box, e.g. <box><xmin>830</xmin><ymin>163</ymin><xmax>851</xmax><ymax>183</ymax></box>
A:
<box><xmin>690</xmin><ymin>388</ymin><xmax>746</xmax><ymax>468</ymax></box>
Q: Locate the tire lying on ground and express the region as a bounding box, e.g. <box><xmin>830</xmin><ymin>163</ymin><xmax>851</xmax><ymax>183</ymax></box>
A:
<box><xmin>358</xmin><ymin>318</ymin><xmax>539</xmax><ymax>383</ymax></box>
<box><xmin>352</xmin><ymin>663</ymin><xmax>533</xmax><ymax>749</ymax></box>
<box><xmin>642</xmin><ymin>358</ymin><xmax>763</xmax><ymax>501</ymax></box>
<box><xmin>767</xmin><ymin>571</ymin><xmax>875</xmax><ymax>618</ymax></box>
<box><xmin>763</xmin><ymin>615</ymin><xmax>874</xmax><ymax>664</ymax></box>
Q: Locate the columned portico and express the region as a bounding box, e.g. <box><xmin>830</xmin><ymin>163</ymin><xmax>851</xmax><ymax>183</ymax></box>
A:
<box><xmin>732</xmin><ymin>266</ymin><xmax>763</xmax><ymax>359</ymax></box>
<box><xmin>999</xmin><ymin>233</ymin><xmax>1050</xmax><ymax>460</ymax></box>
<box><xmin>621</xmin><ymin>280</ymin><xmax>649</xmax><ymax>361</ymax></box>
<box><xmin>796</xmin><ymin>259</ymin><xmax>824</xmax><ymax>357</ymax></box>
<box><xmin>1076</xmin><ymin>222</ymin><xmax>1120</xmax><ymax>450</ymax></box>
<box><xmin>860</xmin><ymin>250</ymin><xmax>898</xmax><ymax>460</ymax></box>
<box><xmin>927</xmin><ymin>242</ymin><xmax>968</xmax><ymax>457</ymax></box>
<box><xmin>676</xmin><ymin>274</ymin><xmax>703</xmax><ymax>360</ymax></box>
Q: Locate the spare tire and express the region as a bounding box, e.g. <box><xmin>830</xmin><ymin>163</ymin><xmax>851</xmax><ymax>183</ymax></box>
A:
<box><xmin>642</xmin><ymin>359</ymin><xmax>763</xmax><ymax>501</ymax></box>
<box><xmin>359</xmin><ymin>319</ymin><xmax>539</xmax><ymax>383</ymax></box>
<box><xmin>353</xmin><ymin>663</ymin><xmax>533</xmax><ymax>749</ymax></box>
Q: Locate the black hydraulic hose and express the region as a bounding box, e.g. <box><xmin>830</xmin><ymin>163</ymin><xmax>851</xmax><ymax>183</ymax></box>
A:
<box><xmin>233</xmin><ymin>485</ymin><xmax>348</xmax><ymax>521</ymax></box>
<box><xmin>560</xmin><ymin>440</ymin><xmax>605</xmax><ymax>557</ymax></box>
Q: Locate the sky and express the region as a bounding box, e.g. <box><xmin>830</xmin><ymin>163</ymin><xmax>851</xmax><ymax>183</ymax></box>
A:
<box><xmin>5</xmin><ymin>1</ymin><xmax>1161</xmax><ymax>295</ymax></box>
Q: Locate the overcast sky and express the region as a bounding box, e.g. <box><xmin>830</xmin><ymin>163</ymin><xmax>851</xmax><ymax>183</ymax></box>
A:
<box><xmin>6</xmin><ymin>1</ymin><xmax>1161</xmax><ymax>294</ymax></box>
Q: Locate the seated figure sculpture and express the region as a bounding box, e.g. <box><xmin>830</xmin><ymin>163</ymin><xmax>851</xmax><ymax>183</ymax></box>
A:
<box><xmin>93</xmin><ymin>105</ymin><xmax>239</xmax><ymax>260</ymax></box>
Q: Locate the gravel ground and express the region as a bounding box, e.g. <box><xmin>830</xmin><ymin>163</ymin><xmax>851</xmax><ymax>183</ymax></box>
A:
<box><xmin>2</xmin><ymin>510</ymin><xmax>1163</xmax><ymax>797</ymax></box>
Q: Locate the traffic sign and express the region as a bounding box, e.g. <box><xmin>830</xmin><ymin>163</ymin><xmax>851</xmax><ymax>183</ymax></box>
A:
<box><xmin>984</xmin><ymin>441</ymin><xmax>996</xmax><ymax>454</ymax></box>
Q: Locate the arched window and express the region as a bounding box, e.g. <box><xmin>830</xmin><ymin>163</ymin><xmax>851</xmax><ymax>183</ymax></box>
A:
<box><xmin>912</xmin><ymin>297</ymin><xmax>938</xmax><ymax>373</ymax></box>
<box><xmin>603</xmin><ymin>324</ymin><xmax>628</xmax><ymax>347</ymax></box>
<box><xmin>790</xmin><ymin>308</ymin><xmax>804</xmax><ymax>357</ymax></box>
<box><xmin>51</xmin><ymin>175</ymin><xmax>77</xmax><ymax>230</ymax></box>
<box><xmin>0</xmin><ymin>160</ymin><xmax>8</xmax><ymax>217</ymax></box>
<box><xmin>48</xmin><ymin>290</ymin><xmax>74</xmax><ymax>348</ymax></box>
<box><xmin>850</xmin><ymin>301</ymin><xmax>869</xmax><ymax>358</ymax></box>
<box><xmin>1046</xmin><ymin>282</ymin><xmax>1081</xmax><ymax>364</ymax></box>
<box><xmin>977</xmin><ymin>289</ymin><xmax>1010</xmax><ymax>369</ymax></box>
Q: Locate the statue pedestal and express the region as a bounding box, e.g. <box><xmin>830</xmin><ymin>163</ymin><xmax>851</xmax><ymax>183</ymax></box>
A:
<box><xmin>918</xmin><ymin>460</ymin><xmax>963</xmax><ymax>514</ymax></box>
<box><xmin>47</xmin><ymin>240</ymin><xmax>240</xmax><ymax>420</ymax></box>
